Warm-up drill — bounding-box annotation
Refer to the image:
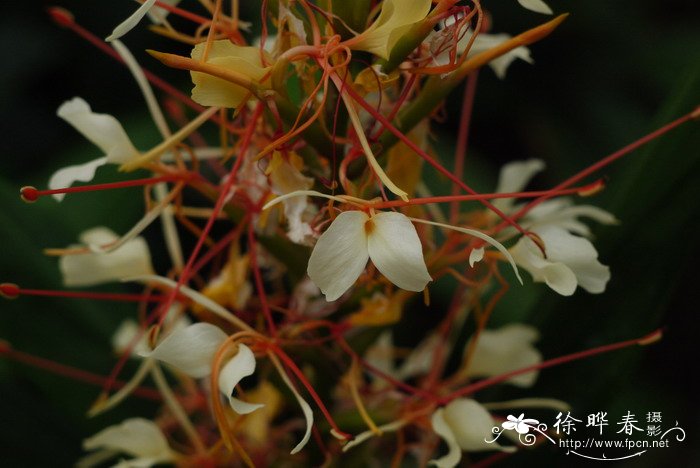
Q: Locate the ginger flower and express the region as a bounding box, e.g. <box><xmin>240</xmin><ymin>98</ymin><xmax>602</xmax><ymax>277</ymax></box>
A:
<box><xmin>307</xmin><ymin>210</ymin><xmax>432</xmax><ymax>301</ymax></box>
<box><xmin>494</xmin><ymin>159</ymin><xmax>617</xmax><ymax>295</ymax></box>
<box><xmin>190</xmin><ymin>40</ymin><xmax>271</xmax><ymax>108</ymax></box>
<box><xmin>350</xmin><ymin>0</ymin><xmax>432</xmax><ymax>59</ymax></box>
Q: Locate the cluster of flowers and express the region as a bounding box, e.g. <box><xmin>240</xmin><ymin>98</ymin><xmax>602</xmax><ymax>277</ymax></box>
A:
<box><xmin>6</xmin><ymin>0</ymin><xmax>681</xmax><ymax>466</ymax></box>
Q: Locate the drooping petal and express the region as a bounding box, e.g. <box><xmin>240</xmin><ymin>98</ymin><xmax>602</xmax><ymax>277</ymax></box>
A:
<box><xmin>59</xmin><ymin>228</ymin><xmax>154</xmax><ymax>287</ymax></box>
<box><xmin>106</xmin><ymin>0</ymin><xmax>157</xmax><ymax>42</ymax></box>
<box><xmin>366</xmin><ymin>212</ymin><xmax>432</xmax><ymax>292</ymax></box>
<box><xmin>57</xmin><ymin>97</ymin><xmax>139</xmax><ymax>164</ymax></box>
<box><xmin>48</xmin><ymin>156</ymin><xmax>108</xmax><ymax>202</ymax></box>
<box><xmin>146</xmin><ymin>323</ymin><xmax>227</xmax><ymax>378</ymax></box>
<box><xmin>429</xmin><ymin>409</ymin><xmax>462</xmax><ymax>468</ymax></box>
<box><xmin>526</xmin><ymin>199</ymin><xmax>618</xmax><ymax>236</ymax></box>
<box><xmin>442</xmin><ymin>399</ymin><xmax>514</xmax><ymax>452</ymax></box>
<box><xmin>466</xmin><ymin>324</ymin><xmax>542</xmax><ymax>387</ymax></box>
<box><xmin>351</xmin><ymin>0</ymin><xmax>433</xmax><ymax>59</ymax></box>
<box><xmin>342</xmin><ymin>420</ymin><xmax>407</xmax><ymax>452</ymax></box>
<box><xmin>518</xmin><ymin>0</ymin><xmax>553</xmax><ymax>15</ymax></box>
<box><xmin>307</xmin><ymin>211</ymin><xmax>371</xmax><ymax>301</ymax></box>
<box><xmin>190</xmin><ymin>40</ymin><xmax>270</xmax><ymax>108</ymax></box>
<box><xmin>274</xmin><ymin>358</ymin><xmax>314</xmax><ymax>454</ymax></box>
<box><xmin>218</xmin><ymin>344</ymin><xmax>264</xmax><ymax>414</ymax></box>
<box><xmin>83</xmin><ymin>418</ymin><xmax>173</xmax><ymax>464</ymax></box>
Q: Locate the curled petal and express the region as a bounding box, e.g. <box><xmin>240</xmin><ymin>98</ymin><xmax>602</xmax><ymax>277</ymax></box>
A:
<box><xmin>146</xmin><ymin>323</ymin><xmax>227</xmax><ymax>378</ymax></box>
<box><xmin>218</xmin><ymin>344</ymin><xmax>264</xmax><ymax>414</ymax></box>
<box><xmin>48</xmin><ymin>157</ymin><xmax>108</xmax><ymax>202</ymax></box>
<box><xmin>307</xmin><ymin>211</ymin><xmax>371</xmax><ymax>301</ymax></box>
<box><xmin>274</xmin><ymin>358</ymin><xmax>314</xmax><ymax>454</ymax></box>
<box><xmin>57</xmin><ymin>97</ymin><xmax>139</xmax><ymax>164</ymax></box>
<box><xmin>429</xmin><ymin>409</ymin><xmax>462</xmax><ymax>468</ymax></box>
<box><xmin>106</xmin><ymin>0</ymin><xmax>157</xmax><ymax>42</ymax></box>
<box><xmin>367</xmin><ymin>212</ymin><xmax>432</xmax><ymax>292</ymax></box>
<box><xmin>471</xmin><ymin>33</ymin><xmax>534</xmax><ymax>79</ymax></box>
<box><xmin>83</xmin><ymin>418</ymin><xmax>173</xmax><ymax>463</ymax></box>
<box><xmin>518</xmin><ymin>0</ymin><xmax>553</xmax><ymax>15</ymax></box>
<box><xmin>510</xmin><ymin>237</ymin><xmax>577</xmax><ymax>295</ymax></box>
<box><xmin>59</xmin><ymin>228</ymin><xmax>154</xmax><ymax>287</ymax></box>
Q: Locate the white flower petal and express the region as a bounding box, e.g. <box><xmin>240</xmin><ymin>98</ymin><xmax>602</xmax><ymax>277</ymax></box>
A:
<box><xmin>442</xmin><ymin>399</ymin><xmax>514</xmax><ymax>452</ymax></box>
<box><xmin>112</xmin><ymin>320</ymin><xmax>150</xmax><ymax>357</ymax></box>
<box><xmin>535</xmin><ymin>226</ymin><xmax>610</xmax><ymax>294</ymax></box>
<box><xmin>57</xmin><ymin>97</ymin><xmax>139</xmax><ymax>164</ymax></box>
<box><xmin>219</xmin><ymin>344</ymin><xmax>264</xmax><ymax>414</ymax></box>
<box><xmin>467</xmin><ymin>324</ymin><xmax>542</xmax><ymax>387</ymax></box>
<box><xmin>274</xmin><ymin>358</ymin><xmax>314</xmax><ymax>454</ymax></box>
<box><xmin>146</xmin><ymin>323</ymin><xmax>227</xmax><ymax>378</ymax></box>
<box><xmin>307</xmin><ymin>211</ymin><xmax>371</xmax><ymax>301</ymax></box>
<box><xmin>106</xmin><ymin>0</ymin><xmax>157</xmax><ymax>42</ymax></box>
<box><xmin>510</xmin><ymin>237</ymin><xmax>577</xmax><ymax>295</ymax></box>
<box><xmin>518</xmin><ymin>0</ymin><xmax>553</xmax><ymax>15</ymax></box>
<box><xmin>83</xmin><ymin>418</ymin><xmax>172</xmax><ymax>462</ymax></box>
<box><xmin>48</xmin><ymin>156</ymin><xmax>108</xmax><ymax>201</ymax></box>
<box><xmin>469</xmin><ymin>247</ymin><xmax>485</xmax><ymax>267</ymax></box>
<box><xmin>342</xmin><ymin>420</ymin><xmax>406</xmax><ymax>452</ymax></box>
<box><xmin>59</xmin><ymin>228</ymin><xmax>154</xmax><ymax>287</ymax></box>
<box><xmin>429</xmin><ymin>408</ymin><xmax>462</xmax><ymax>468</ymax></box>
<box><xmin>493</xmin><ymin>159</ymin><xmax>545</xmax><ymax>212</ymax></box>
<box><xmin>367</xmin><ymin>212</ymin><xmax>432</xmax><ymax>292</ymax></box>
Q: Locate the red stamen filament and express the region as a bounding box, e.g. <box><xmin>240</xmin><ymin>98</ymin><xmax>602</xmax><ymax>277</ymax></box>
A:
<box><xmin>440</xmin><ymin>329</ymin><xmax>663</xmax><ymax>404</ymax></box>
<box><xmin>371</xmin><ymin>181</ymin><xmax>603</xmax><ymax>210</ymax></box>
<box><xmin>20</xmin><ymin>175</ymin><xmax>192</xmax><ymax>202</ymax></box>
<box><xmin>1</xmin><ymin>284</ymin><xmax>170</xmax><ymax>303</ymax></box>
<box><xmin>0</xmin><ymin>343</ymin><xmax>161</xmax><ymax>401</ymax></box>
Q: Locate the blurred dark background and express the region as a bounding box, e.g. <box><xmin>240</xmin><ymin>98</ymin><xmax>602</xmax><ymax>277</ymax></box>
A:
<box><xmin>1</xmin><ymin>1</ymin><xmax>699</xmax><ymax>466</ymax></box>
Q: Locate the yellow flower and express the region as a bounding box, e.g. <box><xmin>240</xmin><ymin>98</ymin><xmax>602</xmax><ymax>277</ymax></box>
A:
<box><xmin>190</xmin><ymin>40</ymin><xmax>271</xmax><ymax>108</ymax></box>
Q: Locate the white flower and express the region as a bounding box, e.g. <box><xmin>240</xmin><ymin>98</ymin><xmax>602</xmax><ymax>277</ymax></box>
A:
<box><xmin>59</xmin><ymin>227</ymin><xmax>154</xmax><ymax>287</ymax></box>
<box><xmin>49</xmin><ymin>97</ymin><xmax>139</xmax><ymax>201</ymax></box>
<box><xmin>466</xmin><ymin>324</ymin><xmax>542</xmax><ymax>387</ymax></box>
<box><xmin>144</xmin><ymin>323</ymin><xmax>263</xmax><ymax>414</ymax></box>
<box><xmin>430</xmin><ymin>399</ymin><xmax>514</xmax><ymax>468</ymax></box>
<box><xmin>307</xmin><ymin>211</ymin><xmax>432</xmax><ymax>301</ymax></box>
<box><xmin>80</xmin><ymin>418</ymin><xmax>174</xmax><ymax>468</ymax></box>
<box><xmin>146</xmin><ymin>0</ymin><xmax>180</xmax><ymax>24</ymax></box>
<box><xmin>494</xmin><ymin>159</ymin><xmax>617</xmax><ymax>295</ymax></box>
<box><xmin>510</xmin><ymin>225</ymin><xmax>610</xmax><ymax>295</ymax></box>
